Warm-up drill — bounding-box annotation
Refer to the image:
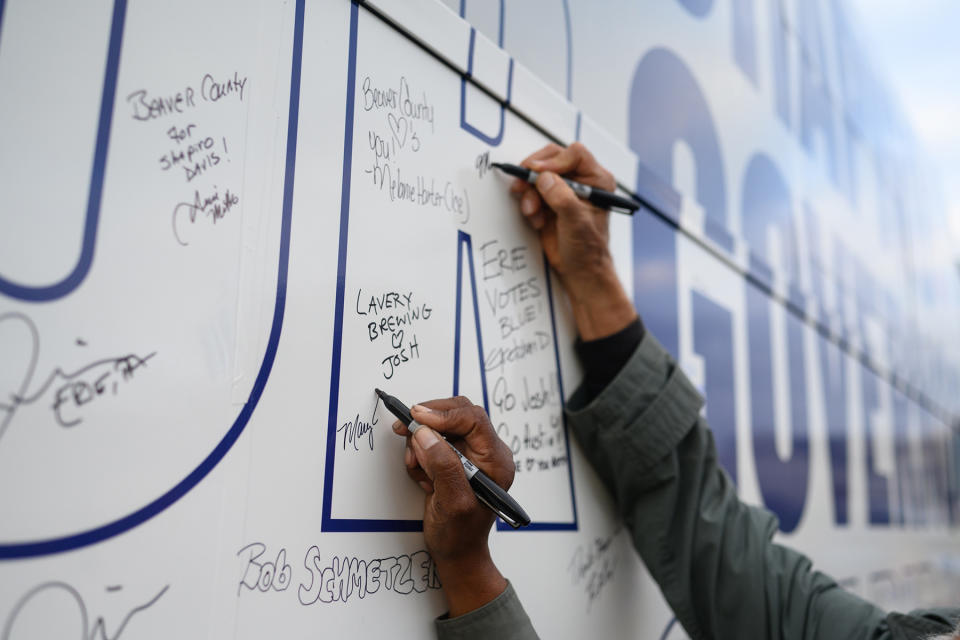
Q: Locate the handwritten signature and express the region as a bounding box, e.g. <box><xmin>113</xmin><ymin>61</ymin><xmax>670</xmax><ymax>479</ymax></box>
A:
<box><xmin>237</xmin><ymin>543</ymin><xmax>292</xmax><ymax>595</ymax></box>
<box><xmin>0</xmin><ymin>312</ymin><xmax>156</xmax><ymax>442</ymax></box>
<box><xmin>1</xmin><ymin>582</ymin><xmax>168</xmax><ymax>640</ymax></box>
<box><xmin>568</xmin><ymin>528</ymin><xmax>622</xmax><ymax>611</ymax></box>
<box><xmin>337</xmin><ymin>397</ymin><xmax>380</xmax><ymax>451</ymax></box>
<box><xmin>171</xmin><ymin>187</ymin><xmax>239</xmax><ymax>246</ymax></box>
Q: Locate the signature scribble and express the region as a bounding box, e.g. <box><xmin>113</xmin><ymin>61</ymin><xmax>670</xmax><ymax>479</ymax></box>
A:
<box><xmin>0</xmin><ymin>312</ymin><xmax>156</xmax><ymax>442</ymax></box>
<box><xmin>1</xmin><ymin>581</ymin><xmax>168</xmax><ymax>640</ymax></box>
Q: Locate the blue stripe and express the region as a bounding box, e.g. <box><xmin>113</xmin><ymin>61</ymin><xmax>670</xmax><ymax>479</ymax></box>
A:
<box><xmin>0</xmin><ymin>0</ymin><xmax>126</xmax><ymax>302</ymax></box>
<box><xmin>463</xmin><ymin>233</ymin><xmax>490</xmax><ymax>413</ymax></box>
<box><xmin>452</xmin><ymin>233</ymin><xmax>465</xmax><ymax>396</ymax></box>
<box><xmin>659</xmin><ymin>618</ymin><xmax>678</xmax><ymax>640</ymax></box>
<box><xmin>322</xmin><ymin>0</ymin><xmax>361</xmax><ymax>532</ymax></box>
<box><xmin>466</xmin><ymin>27</ymin><xmax>474</xmax><ymax>76</ymax></box>
<box><xmin>323</xmin><ymin>518</ymin><xmax>423</xmax><ymax>533</ymax></box>
<box><xmin>459</xmin><ymin>28</ymin><xmax>509</xmax><ymax>146</ymax></box>
<box><xmin>544</xmin><ymin>253</ymin><xmax>578</xmax><ymax>530</ymax></box>
<box><xmin>0</xmin><ymin>0</ymin><xmax>303</xmax><ymax>558</ymax></box>
<box><xmin>0</xmin><ymin>0</ymin><xmax>7</xmax><ymax>46</ymax></box>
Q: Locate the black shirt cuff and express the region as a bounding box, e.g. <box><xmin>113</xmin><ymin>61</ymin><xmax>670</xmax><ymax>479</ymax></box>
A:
<box><xmin>574</xmin><ymin>317</ymin><xmax>644</xmax><ymax>405</ymax></box>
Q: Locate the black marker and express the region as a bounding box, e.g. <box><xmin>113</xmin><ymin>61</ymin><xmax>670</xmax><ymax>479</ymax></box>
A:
<box><xmin>375</xmin><ymin>388</ymin><xmax>531</xmax><ymax>529</ymax></box>
<box><xmin>491</xmin><ymin>162</ymin><xmax>640</xmax><ymax>213</ymax></box>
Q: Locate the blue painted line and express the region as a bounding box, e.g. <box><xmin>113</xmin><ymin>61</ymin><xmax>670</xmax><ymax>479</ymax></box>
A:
<box><xmin>463</xmin><ymin>232</ymin><xmax>490</xmax><ymax>413</ymax></box>
<box><xmin>323</xmin><ymin>517</ymin><xmax>423</xmax><ymax>533</ymax></box>
<box><xmin>453</xmin><ymin>231</ymin><xmax>466</xmax><ymax>396</ymax></box>
<box><xmin>561</xmin><ymin>0</ymin><xmax>573</xmax><ymax>100</ymax></box>
<box><xmin>0</xmin><ymin>0</ymin><xmax>303</xmax><ymax>558</ymax></box>
<box><xmin>544</xmin><ymin>253</ymin><xmax>578</xmax><ymax>530</ymax></box>
<box><xmin>574</xmin><ymin>111</ymin><xmax>582</xmax><ymax>141</ymax></box>
<box><xmin>0</xmin><ymin>0</ymin><xmax>126</xmax><ymax>303</ymax></box>
<box><xmin>453</xmin><ymin>232</ymin><xmax>465</xmax><ymax>396</ymax></box>
<box><xmin>322</xmin><ymin>0</ymin><xmax>362</xmax><ymax>533</ymax></box>
<box><xmin>459</xmin><ymin>27</ymin><xmax>511</xmax><ymax>146</ymax></box>
<box><xmin>659</xmin><ymin>617</ymin><xmax>678</xmax><ymax>640</ymax></box>
<box><xmin>0</xmin><ymin>0</ymin><xmax>7</xmax><ymax>47</ymax></box>
<box><xmin>466</xmin><ymin>27</ymin><xmax>474</xmax><ymax>76</ymax></box>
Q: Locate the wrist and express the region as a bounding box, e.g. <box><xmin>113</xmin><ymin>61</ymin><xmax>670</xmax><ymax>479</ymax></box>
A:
<box><xmin>566</xmin><ymin>270</ymin><xmax>637</xmax><ymax>341</ymax></box>
<box><xmin>435</xmin><ymin>549</ymin><xmax>507</xmax><ymax>618</ymax></box>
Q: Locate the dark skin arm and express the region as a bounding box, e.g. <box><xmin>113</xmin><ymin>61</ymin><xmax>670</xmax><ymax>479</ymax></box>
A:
<box><xmin>510</xmin><ymin>142</ymin><xmax>637</xmax><ymax>340</ymax></box>
<box><xmin>392</xmin><ymin>398</ymin><xmax>514</xmax><ymax>617</ymax></box>
<box><xmin>395</xmin><ymin>143</ymin><xmax>637</xmax><ymax>618</ymax></box>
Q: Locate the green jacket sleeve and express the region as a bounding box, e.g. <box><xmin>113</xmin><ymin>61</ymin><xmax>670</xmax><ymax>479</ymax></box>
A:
<box><xmin>432</xmin><ymin>331</ymin><xmax>957</xmax><ymax>640</ymax></box>
<box><xmin>435</xmin><ymin>581</ymin><xmax>539</xmax><ymax>640</ymax></box>
<box><xmin>565</xmin><ymin>331</ymin><xmax>893</xmax><ymax>640</ymax></box>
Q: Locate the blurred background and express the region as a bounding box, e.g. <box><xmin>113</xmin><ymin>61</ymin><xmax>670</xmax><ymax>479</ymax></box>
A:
<box><xmin>848</xmin><ymin>0</ymin><xmax>960</xmax><ymax>283</ymax></box>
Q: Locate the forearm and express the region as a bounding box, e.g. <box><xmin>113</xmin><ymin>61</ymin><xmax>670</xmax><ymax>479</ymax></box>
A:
<box><xmin>434</xmin><ymin>553</ymin><xmax>507</xmax><ymax>619</ymax></box>
<box><xmin>565</xmin><ymin>266</ymin><xmax>637</xmax><ymax>342</ymax></box>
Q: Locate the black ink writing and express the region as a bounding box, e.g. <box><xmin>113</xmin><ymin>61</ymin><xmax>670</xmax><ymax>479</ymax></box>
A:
<box><xmin>381</xmin><ymin>334</ymin><xmax>420</xmax><ymax>380</ymax></box>
<box><xmin>361</xmin><ymin>75</ymin><xmax>434</xmax><ymax>132</ymax></box>
<box><xmin>475</xmin><ymin>150</ymin><xmax>491</xmax><ymax>179</ymax></box>
<box><xmin>201</xmin><ymin>71</ymin><xmax>247</xmax><ymax>103</ymax></box>
<box><xmin>480</xmin><ymin>241</ymin><xmax>528</xmax><ymax>281</ymax></box>
<box><xmin>172</xmin><ymin>186</ymin><xmax>239</xmax><ymax>245</ymax></box>
<box><xmin>337</xmin><ymin>397</ymin><xmax>379</xmax><ymax>452</ymax></box>
<box><xmin>0</xmin><ymin>312</ymin><xmax>156</xmax><ymax>438</ymax></box>
<box><xmin>51</xmin><ymin>353</ymin><xmax>156</xmax><ymax>427</ymax></box>
<box><xmin>568</xmin><ymin>530</ymin><xmax>621</xmax><ymax>611</ymax></box>
<box><xmin>298</xmin><ymin>547</ymin><xmax>440</xmax><ymax>605</ymax></box>
<box><xmin>128</xmin><ymin>70</ymin><xmax>247</xmax><ymax>122</ymax></box>
<box><xmin>362</xmin><ymin>161</ymin><xmax>470</xmax><ymax>224</ymax></box>
<box><xmin>1</xmin><ymin>581</ymin><xmax>168</xmax><ymax>639</ymax></box>
<box><xmin>237</xmin><ymin>543</ymin><xmax>292</xmax><ymax>596</ymax></box>
<box><xmin>127</xmin><ymin>87</ymin><xmax>196</xmax><ymax>121</ymax></box>
<box><xmin>483</xmin><ymin>332</ymin><xmax>551</xmax><ymax>376</ymax></box>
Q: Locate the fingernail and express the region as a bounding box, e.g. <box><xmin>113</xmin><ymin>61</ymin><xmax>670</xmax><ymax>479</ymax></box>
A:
<box><xmin>414</xmin><ymin>426</ymin><xmax>440</xmax><ymax>449</ymax></box>
<box><xmin>405</xmin><ymin>444</ymin><xmax>414</xmax><ymax>467</ymax></box>
<box><xmin>411</xmin><ymin>404</ymin><xmax>432</xmax><ymax>414</ymax></box>
<box><xmin>539</xmin><ymin>172</ymin><xmax>555</xmax><ymax>190</ymax></box>
<box><xmin>521</xmin><ymin>195</ymin><xmax>535</xmax><ymax>215</ymax></box>
<box><xmin>530</xmin><ymin>160</ymin><xmax>543</xmax><ymax>169</ymax></box>
<box><xmin>418</xmin><ymin>481</ymin><xmax>433</xmax><ymax>493</ymax></box>
<box><xmin>392</xmin><ymin>421</ymin><xmax>404</xmax><ymax>434</ymax></box>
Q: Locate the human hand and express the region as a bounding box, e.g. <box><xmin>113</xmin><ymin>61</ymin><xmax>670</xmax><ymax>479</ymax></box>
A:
<box><xmin>392</xmin><ymin>396</ymin><xmax>514</xmax><ymax>616</ymax></box>
<box><xmin>510</xmin><ymin>142</ymin><xmax>637</xmax><ymax>340</ymax></box>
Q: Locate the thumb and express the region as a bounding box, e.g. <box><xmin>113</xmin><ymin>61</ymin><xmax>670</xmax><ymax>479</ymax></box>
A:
<box><xmin>410</xmin><ymin>426</ymin><xmax>471</xmax><ymax>495</ymax></box>
<box><xmin>535</xmin><ymin>171</ymin><xmax>584</xmax><ymax>222</ymax></box>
